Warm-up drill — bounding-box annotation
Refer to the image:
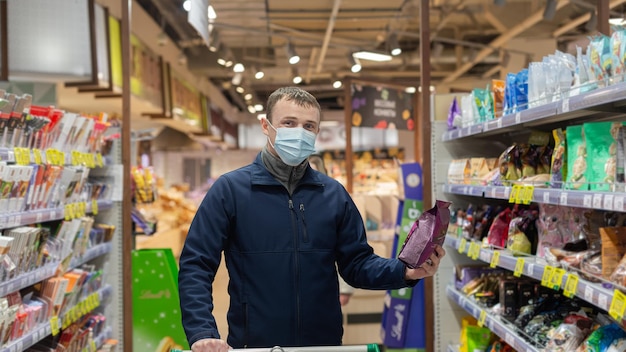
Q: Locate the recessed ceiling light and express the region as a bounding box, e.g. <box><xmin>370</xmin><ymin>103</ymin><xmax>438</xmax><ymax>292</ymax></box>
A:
<box><xmin>333</xmin><ymin>80</ymin><xmax>342</xmax><ymax>89</ymax></box>
<box><xmin>244</xmin><ymin>93</ymin><xmax>253</xmax><ymax>100</ymax></box>
<box><xmin>352</xmin><ymin>51</ymin><xmax>393</xmax><ymax>62</ymax></box>
<box><xmin>254</xmin><ymin>104</ymin><xmax>263</xmax><ymax>111</ymax></box>
<box><xmin>236</xmin><ymin>86</ymin><xmax>245</xmax><ymax>93</ymax></box>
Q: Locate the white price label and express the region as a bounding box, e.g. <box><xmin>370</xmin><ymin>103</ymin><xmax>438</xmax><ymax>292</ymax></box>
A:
<box><xmin>593</xmin><ymin>194</ymin><xmax>603</xmax><ymax>209</ymax></box>
<box><xmin>583</xmin><ymin>194</ymin><xmax>592</xmax><ymax>208</ymax></box>
<box><xmin>505</xmin><ymin>332</ymin><xmax>515</xmax><ymax>347</ymax></box>
<box><xmin>599</xmin><ymin>294</ymin><xmax>609</xmax><ymax>310</ymax></box>
<box><xmin>458</xmin><ymin>129</ymin><xmax>463</xmax><ymax>137</ymax></box>
<box><xmin>490</xmin><ymin>187</ymin><xmax>497</xmax><ymax>198</ymax></box>
<box><xmin>8</xmin><ymin>216</ymin><xmax>15</xmax><ymax>227</ymax></box>
<box><xmin>463</xmin><ymin>186</ymin><xmax>469</xmax><ymax>195</ymax></box>
<box><xmin>0</xmin><ymin>217</ymin><xmax>6</xmax><ymax>228</ymax></box>
<box><xmin>543</xmin><ymin>191</ymin><xmax>550</xmax><ymax>204</ymax></box>
<box><xmin>469</xmin><ymin>187</ymin><xmax>474</xmax><ymax>195</ymax></box>
<box><xmin>50</xmin><ymin>211</ymin><xmax>57</xmax><ymax>220</ymax></box>
<box><xmin>562</xmin><ymin>98</ymin><xmax>570</xmax><ymax>113</ymax></box>
<box><xmin>515</xmin><ymin>113</ymin><xmax>521</xmax><ymax>124</ymax></box>
<box><xmin>14</xmin><ymin>215</ymin><xmax>21</xmax><ymax>226</ymax></box>
<box><xmin>560</xmin><ymin>192</ymin><xmax>568</xmax><ymax>205</ymax></box>
<box><xmin>497</xmin><ymin>118</ymin><xmax>503</xmax><ymax>128</ymax></box>
<box><xmin>16</xmin><ymin>340</ymin><xmax>23</xmax><ymax>351</ymax></box>
<box><xmin>504</xmin><ymin>187</ymin><xmax>511</xmax><ymax>199</ymax></box>
<box><xmin>615</xmin><ymin>196</ymin><xmax>625</xmax><ymax>211</ymax></box>
<box><xmin>10</xmin><ymin>343</ymin><xmax>17</xmax><ymax>352</ymax></box>
<box><xmin>526</xmin><ymin>263</ymin><xmax>535</xmax><ymax>276</ymax></box>
<box><xmin>36</xmin><ymin>212</ymin><xmax>43</xmax><ymax>223</ymax></box>
<box><xmin>484</xmin><ymin>122</ymin><xmax>490</xmax><ymax>132</ymax></box>
<box><xmin>7</xmin><ymin>282</ymin><xmax>14</xmax><ymax>293</ymax></box>
<box><xmin>585</xmin><ymin>285</ymin><xmax>594</xmax><ymax>302</ymax></box>
<box><xmin>32</xmin><ymin>329</ymin><xmax>39</xmax><ymax>342</ymax></box>
<box><xmin>604</xmin><ymin>194</ymin><xmax>615</xmax><ymax>210</ymax></box>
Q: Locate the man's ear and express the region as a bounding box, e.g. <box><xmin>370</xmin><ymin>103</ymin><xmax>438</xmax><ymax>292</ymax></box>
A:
<box><xmin>261</xmin><ymin>118</ymin><xmax>270</xmax><ymax>136</ymax></box>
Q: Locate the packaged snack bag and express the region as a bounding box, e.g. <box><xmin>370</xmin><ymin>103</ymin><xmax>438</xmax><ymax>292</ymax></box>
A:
<box><xmin>491</xmin><ymin>79</ymin><xmax>505</xmax><ymax>118</ymax></box>
<box><xmin>583</xmin><ymin>121</ymin><xmax>626</xmax><ymax>191</ymax></box>
<box><xmin>550</xmin><ymin>128</ymin><xmax>567</xmax><ymax>189</ymax></box>
<box><xmin>565</xmin><ymin>125</ymin><xmax>588</xmax><ymax>190</ymax></box>
<box><xmin>398</xmin><ymin>200</ymin><xmax>451</xmax><ymax>269</ymax></box>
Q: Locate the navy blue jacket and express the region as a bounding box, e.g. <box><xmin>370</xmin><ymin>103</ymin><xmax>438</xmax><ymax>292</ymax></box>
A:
<box><xmin>178</xmin><ymin>154</ymin><xmax>411</xmax><ymax>348</ymax></box>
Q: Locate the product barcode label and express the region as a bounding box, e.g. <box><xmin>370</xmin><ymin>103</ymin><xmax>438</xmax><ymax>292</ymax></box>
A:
<box><xmin>560</xmin><ymin>192</ymin><xmax>568</xmax><ymax>205</ymax></box>
<box><xmin>615</xmin><ymin>196</ymin><xmax>625</xmax><ymax>212</ymax></box>
<box><xmin>599</xmin><ymin>294</ymin><xmax>609</xmax><ymax>310</ymax></box>
<box><xmin>604</xmin><ymin>194</ymin><xmax>615</xmax><ymax>210</ymax></box>
<box><xmin>515</xmin><ymin>113</ymin><xmax>521</xmax><ymax>124</ymax></box>
<box><xmin>562</xmin><ymin>98</ymin><xmax>570</xmax><ymax>113</ymax></box>
<box><xmin>583</xmin><ymin>194</ymin><xmax>592</xmax><ymax>208</ymax></box>
<box><xmin>543</xmin><ymin>191</ymin><xmax>550</xmax><ymax>203</ymax></box>
<box><xmin>514</xmin><ymin>258</ymin><xmax>524</xmax><ymax>277</ymax></box>
<box><xmin>593</xmin><ymin>194</ymin><xmax>603</xmax><ymax>209</ymax></box>
<box><xmin>585</xmin><ymin>285</ymin><xmax>594</xmax><ymax>302</ymax></box>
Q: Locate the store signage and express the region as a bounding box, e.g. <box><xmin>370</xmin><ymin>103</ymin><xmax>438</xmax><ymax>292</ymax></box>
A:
<box><xmin>188</xmin><ymin>0</ymin><xmax>210</xmax><ymax>48</ymax></box>
<box><xmin>131</xmin><ymin>35</ymin><xmax>163</xmax><ymax>108</ymax></box>
<box><xmin>350</xmin><ymin>84</ymin><xmax>414</xmax><ymax>130</ymax></box>
<box><xmin>170</xmin><ymin>69</ymin><xmax>203</xmax><ymax>128</ymax></box>
<box><xmin>109</xmin><ymin>16</ymin><xmax>123</xmax><ymax>90</ymax></box>
<box><xmin>320</xmin><ymin>147</ymin><xmax>404</xmax><ymax>161</ymax></box>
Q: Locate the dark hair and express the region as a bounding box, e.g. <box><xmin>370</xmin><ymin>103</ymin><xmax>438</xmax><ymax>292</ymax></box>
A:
<box><xmin>266</xmin><ymin>86</ymin><xmax>322</xmax><ymax>123</ymax></box>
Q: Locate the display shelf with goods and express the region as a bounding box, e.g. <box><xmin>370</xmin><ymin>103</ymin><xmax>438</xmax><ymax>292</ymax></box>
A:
<box><xmin>0</xmin><ymin>92</ymin><xmax>123</xmax><ymax>352</ymax></box>
<box><xmin>433</xmin><ymin>31</ymin><xmax>626</xmax><ymax>350</ymax></box>
<box><xmin>0</xmin><ymin>285</ymin><xmax>113</xmax><ymax>352</ymax></box>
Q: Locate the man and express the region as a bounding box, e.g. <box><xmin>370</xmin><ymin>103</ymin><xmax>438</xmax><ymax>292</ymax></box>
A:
<box><xmin>178</xmin><ymin>87</ymin><xmax>446</xmax><ymax>352</ymax></box>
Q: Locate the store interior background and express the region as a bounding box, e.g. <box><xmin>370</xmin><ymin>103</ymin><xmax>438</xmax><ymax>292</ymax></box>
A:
<box><xmin>2</xmin><ymin>0</ymin><xmax>622</xmax><ymax>351</ymax></box>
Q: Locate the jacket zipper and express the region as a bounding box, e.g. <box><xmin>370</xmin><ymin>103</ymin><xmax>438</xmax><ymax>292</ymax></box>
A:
<box><xmin>288</xmin><ymin>199</ymin><xmax>301</xmax><ymax>345</ymax></box>
<box><xmin>299</xmin><ymin>203</ymin><xmax>309</xmax><ymax>242</ymax></box>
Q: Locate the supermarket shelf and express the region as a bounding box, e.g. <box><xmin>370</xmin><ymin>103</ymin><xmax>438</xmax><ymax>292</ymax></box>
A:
<box><xmin>0</xmin><ymin>285</ymin><xmax>112</xmax><ymax>352</ymax></box>
<box><xmin>0</xmin><ymin>199</ymin><xmax>113</xmax><ymax>230</ymax></box>
<box><xmin>0</xmin><ymin>148</ymin><xmax>108</xmax><ymax>167</ymax></box>
<box><xmin>69</xmin><ymin>242</ymin><xmax>113</xmax><ymax>270</ymax></box>
<box><xmin>94</xmin><ymin>327</ymin><xmax>113</xmax><ymax>348</ymax></box>
<box><xmin>442</xmin><ymin>184</ymin><xmax>626</xmax><ymax>212</ymax></box>
<box><xmin>1</xmin><ymin>242</ymin><xmax>112</xmax><ymax>298</ymax></box>
<box><xmin>446</xmin><ymin>285</ymin><xmax>540</xmax><ymax>352</ymax></box>
<box><xmin>441</xmin><ymin>81</ymin><xmax>626</xmax><ymax>141</ymax></box>
<box><xmin>0</xmin><ymin>262</ymin><xmax>58</xmax><ymax>297</ymax></box>
<box><xmin>445</xmin><ymin>235</ymin><xmax>618</xmax><ymax>314</ymax></box>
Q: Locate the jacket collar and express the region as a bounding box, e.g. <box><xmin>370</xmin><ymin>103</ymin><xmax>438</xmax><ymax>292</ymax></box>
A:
<box><xmin>251</xmin><ymin>153</ymin><xmax>325</xmax><ymax>188</ymax></box>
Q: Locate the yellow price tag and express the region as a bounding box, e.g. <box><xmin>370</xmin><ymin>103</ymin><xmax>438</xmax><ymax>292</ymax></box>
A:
<box><xmin>514</xmin><ymin>258</ymin><xmax>525</xmax><ymax>277</ymax></box>
<box><xmin>490</xmin><ymin>251</ymin><xmax>501</xmax><ymax>268</ymax></box>
<box><xmin>50</xmin><ymin>315</ymin><xmax>60</xmax><ymax>336</ymax></box>
<box><xmin>550</xmin><ymin>268</ymin><xmax>566</xmax><ymax>290</ymax></box>
<box><xmin>458</xmin><ymin>238</ymin><xmax>467</xmax><ymax>254</ymax></box>
<box><xmin>523</xmin><ymin>185</ymin><xmax>535</xmax><ymax>205</ymax></box>
<box><xmin>478</xmin><ymin>310</ymin><xmax>487</xmax><ymax>327</ymax></box>
<box><xmin>71</xmin><ymin>150</ymin><xmax>81</xmax><ymax>166</ymax></box>
<box><xmin>564</xmin><ymin>274</ymin><xmax>579</xmax><ymax>298</ymax></box>
<box><xmin>64</xmin><ymin>204</ymin><xmax>71</xmax><ymax>221</ymax></box>
<box><xmin>58</xmin><ymin>151</ymin><xmax>66</xmax><ymax>166</ymax></box>
<box><xmin>470</xmin><ymin>242</ymin><xmax>481</xmax><ymax>260</ymax></box>
<box><xmin>79</xmin><ymin>202</ymin><xmax>86</xmax><ymax>217</ymax></box>
<box><xmin>46</xmin><ymin>149</ymin><xmax>55</xmax><ymax>165</ymax></box>
<box><xmin>509</xmin><ymin>185</ymin><xmax>520</xmax><ymax>203</ymax></box>
<box><xmin>541</xmin><ymin>266</ymin><xmax>555</xmax><ymax>287</ymax></box>
<box><xmin>33</xmin><ymin>149</ymin><xmax>43</xmax><ymax>165</ymax></box>
<box><xmin>96</xmin><ymin>153</ymin><xmax>103</xmax><ymax>167</ymax></box>
<box><xmin>609</xmin><ymin>289</ymin><xmax>626</xmax><ymax>321</ymax></box>
<box><xmin>92</xmin><ymin>199</ymin><xmax>98</xmax><ymax>215</ymax></box>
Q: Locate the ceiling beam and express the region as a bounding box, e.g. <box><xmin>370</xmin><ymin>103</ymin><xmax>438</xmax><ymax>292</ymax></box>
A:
<box><xmin>482</xmin><ymin>9</ymin><xmax>508</xmax><ymax>33</ymax></box>
<box><xmin>442</xmin><ymin>0</ymin><xmax>570</xmax><ymax>84</ymax></box>
<box><xmin>316</xmin><ymin>0</ymin><xmax>342</xmax><ymax>73</ymax></box>
<box><xmin>553</xmin><ymin>0</ymin><xmax>626</xmax><ymax>37</ymax></box>
<box><xmin>432</xmin><ymin>0</ymin><xmax>467</xmax><ymax>38</ymax></box>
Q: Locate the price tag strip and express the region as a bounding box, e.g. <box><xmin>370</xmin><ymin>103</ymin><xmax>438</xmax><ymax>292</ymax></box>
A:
<box><xmin>490</xmin><ymin>251</ymin><xmax>501</xmax><ymax>268</ymax></box>
<box><xmin>458</xmin><ymin>238</ymin><xmax>467</xmax><ymax>254</ymax></box>
<box><xmin>514</xmin><ymin>258</ymin><xmax>525</xmax><ymax>277</ymax></box>
<box><xmin>541</xmin><ymin>266</ymin><xmax>555</xmax><ymax>287</ymax></box>
<box><xmin>563</xmin><ymin>274</ymin><xmax>579</xmax><ymax>298</ymax></box>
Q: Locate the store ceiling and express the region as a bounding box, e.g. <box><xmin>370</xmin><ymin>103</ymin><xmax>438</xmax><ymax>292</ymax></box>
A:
<box><xmin>138</xmin><ymin>0</ymin><xmax>622</xmax><ymax>115</ymax></box>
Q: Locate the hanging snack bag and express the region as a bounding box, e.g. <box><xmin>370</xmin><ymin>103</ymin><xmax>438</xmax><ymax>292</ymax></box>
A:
<box><xmin>611</xmin><ymin>29</ymin><xmax>625</xmax><ymax>82</ymax></box>
<box><xmin>565</xmin><ymin>125</ymin><xmax>588</xmax><ymax>190</ymax></box>
<box><xmin>504</xmin><ymin>73</ymin><xmax>517</xmax><ymax>115</ymax></box>
<box><xmin>448</xmin><ymin>97</ymin><xmax>461</xmax><ymax>131</ymax></box>
<box><xmin>515</xmin><ymin>69</ymin><xmax>529</xmax><ymax>112</ymax></box>
<box><xmin>550</xmin><ymin>128</ymin><xmax>567</xmax><ymax>189</ymax></box>
<box><xmin>583</xmin><ymin>121</ymin><xmax>625</xmax><ymax>191</ymax></box>
<box><xmin>492</xmin><ymin>79</ymin><xmax>505</xmax><ymax>118</ymax></box>
<box><xmin>616</xmin><ymin>126</ymin><xmax>626</xmax><ymax>192</ymax></box>
<box><xmin>588</xmin><ymin>35</ymin><xmax>611</xmax><ymax>85</ymax></box>
<box><xmin>398</xmin><ymin>200</ymin><xmax>451</xmax><ymax>269</ymax></box>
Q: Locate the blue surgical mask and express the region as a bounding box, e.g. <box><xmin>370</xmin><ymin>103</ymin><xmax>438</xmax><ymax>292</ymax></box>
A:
<box><xmin>267</xmin><ymin>120</ymin><xmax>317</xmax><ymax>166</ymax></box>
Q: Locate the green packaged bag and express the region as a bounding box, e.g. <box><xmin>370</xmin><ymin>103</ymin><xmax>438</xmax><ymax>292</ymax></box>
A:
<box><xmin>565</xmin><ymin>125</ymin><xmax>588</xmax><ymax>190</ymax></box>
<box><xmin>583</xmin><ymin>121</ymin><xmax>626</xmax><ymax>191</ymax></box>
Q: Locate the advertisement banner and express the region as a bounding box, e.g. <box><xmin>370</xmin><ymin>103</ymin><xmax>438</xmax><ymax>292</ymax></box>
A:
<box><xmin>170</xmin><ymin>69</ymin><xmax>203</xmax><ymax>129</ymax></box>
<box><xmin>130</xmin><ymin>35</ymin><xmax>163</xmax><ymax>108</ymax></box>
<box><xmin>351</xmin><ymin>84</ymin><xmax>414</xmax><ymax>130</ymax></box>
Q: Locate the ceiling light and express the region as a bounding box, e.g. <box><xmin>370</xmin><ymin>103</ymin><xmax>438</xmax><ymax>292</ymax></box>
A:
<box><xmin>254</xmin><ymin>69</ymin><xmax>265</xmax><ymax>79</ymax></box>
<box><xmin>183</xmin><ymin>0</ymin><xmax>191</xmax><ymax>12</ymax></box>
<box><xmin>333</xmin><ymin>80</ymin><xmax>343</xmax><ymax>89</ymax></box>
<box><xmin>349</xmin><ymin>54</ymin><xmax>362</xmax><ymax>73</ymax></box>
<box><xmin>247</xmin><ymin>105</ymin><xmax>256</xmax><ymax>114</ymax></box>
<box><xmin>405</xmin><ymin>86</ymin><xmax>416</xmax><ymax>93</ymax></box>
<box><xmin>231</xmin><ymin>74</ymin><xmax>242</xmax><ymax>86</ymax></box>
<box><xmin>610</xmin><ymin>18</ymin><xmax>626</xmax><ymax>25</ymax></box>
<box><xmin>225</xmin><ymin>60</ymin><xmax>233</xmax><ymax>68</ymax></box>
<box><xmin>217</xmin><ymin>58</ymin><xmax>226</xmax><ymax>66</ymax></box>
<box><xmin>293</xmin><ymin>75</ymin><xmax>303</xmax><ymax>84</ymax></box>
<box><xmin>236</xmin><ymin>86</ymin><xmax>245</xmax><ymax>93</ymax></box>
<box><xmin>233</xmin><ymin>63</ymin><xmax>245</xmax><ymax>73</ymax></box>
<box><xmin>257</xmin><ymin>113</ymin><xmax>267</xmax><ymax>120</ymax></box>
<box><xmin>286</xmin><ymin>42</ymin><xmax>300</xmax><ymax>65</ymax></box>
<box><xmin>244</xmin><ymin>93</ymin><xmax>253</xmax><ymax>100</ymax></box>
<box><xmin>254</xmin><ymin>104</ymin><xmax>263</xmax><ymax>111</ymax></box>
<box><xmin>543</xmin><ymin>0</ymin><xmax>557</xmax><ymax>20</ymax></box>
<box><xmin>352</xmin><ymin>51</ymin><xmax>392</xmax><ymax>62</ymax></box>
<box><xmin>208</xmin><ymin>5</ymin><xmax>217</xmax><ymax>20</ymax></box>
<box><xmin>389</xmin><ymin>34</ymin><xmax>402</xmax><ymax>56</ymax></box>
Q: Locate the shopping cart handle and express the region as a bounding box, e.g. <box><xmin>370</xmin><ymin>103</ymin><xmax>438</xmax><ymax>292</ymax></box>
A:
<box><xmin>172</xmin><ymin>343</ymin><xmax>380</xmax><ymax>352</ymax></box>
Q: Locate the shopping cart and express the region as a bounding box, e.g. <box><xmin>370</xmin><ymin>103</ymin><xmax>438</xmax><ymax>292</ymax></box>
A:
<box><xmin>172</xmin><ymin>344</ymin><xmax>380</xmax><ymax>352</ymax></box>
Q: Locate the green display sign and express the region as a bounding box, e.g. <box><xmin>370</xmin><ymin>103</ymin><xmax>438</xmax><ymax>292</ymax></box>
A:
<box><xmin>132</xmin><ymin>249</ymin><xmax>189</xmax><ymax>352</ymax></box>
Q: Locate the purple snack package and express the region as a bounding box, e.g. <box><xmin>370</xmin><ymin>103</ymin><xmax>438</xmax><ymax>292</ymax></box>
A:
<box><xmin>398</xmin><ymin>200</ymin><xmax>452</xmax><ymax>269</ymax></box>
<box><xmin>447</xmin><ymin>97</ymin><xmax>460</xmax><ymax>131</ymax></box>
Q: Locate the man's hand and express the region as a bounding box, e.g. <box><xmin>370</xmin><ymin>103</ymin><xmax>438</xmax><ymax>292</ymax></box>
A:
<box><xmin>404</xmin><ymin>245</ymin><xmax>446</xmax><ymax>281</ymax></box>
<box><xmin>191</xmin><ymin>338</ymin><xmax>231</xmax><ymax>352</ymax></box>
<box><xmin>339</xmin><ymin>293</ymin><xmax>352</xmax><ymax>306</ymax></box>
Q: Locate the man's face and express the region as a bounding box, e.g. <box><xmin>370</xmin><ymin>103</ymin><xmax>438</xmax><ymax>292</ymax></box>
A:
<box><xmin>262</xmin><ymin>98</ymin><xmax>320</xmax><ymax>153</ymax></box>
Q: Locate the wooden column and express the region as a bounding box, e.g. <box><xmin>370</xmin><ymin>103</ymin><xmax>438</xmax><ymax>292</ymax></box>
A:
<box><xmin>419</xmin><ymin>0</ymin><xmax>434</xmax><ymax>352</ymax></box>
<box><xmin>121</xmin><ymin>0</ymin><xmax>133</xmax><ymax>351</ymax></box>
<box><xmin>343</xmin><ymin>77</ymin><xmax>354</xmax><ymax>193</ymax></box>
<box><xmin>0</xmin><ymin>1</ymin><xmax>7</xmax><ymax>81</ymax></box>
<box><xmin>597</xmin><ymin>0</ymin><xmax>610</xmax><ymax>36</ymax></box>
